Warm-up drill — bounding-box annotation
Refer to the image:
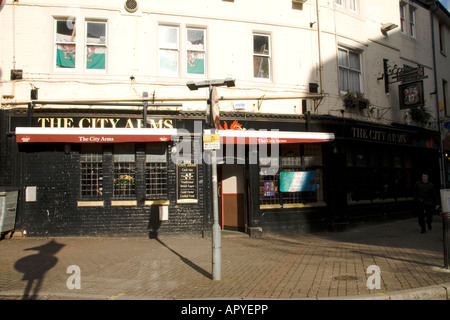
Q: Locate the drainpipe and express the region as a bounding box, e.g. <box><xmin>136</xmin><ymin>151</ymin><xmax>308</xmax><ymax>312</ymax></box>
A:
<box><xmin>316</xmin><ymin>0</ymin><xmax>323</xmax><ymax>94</ymax></box>
<box><xmin>429</xmin><ymin>1</ymin><xmax>445</xmax><ymax>188</ymax></box>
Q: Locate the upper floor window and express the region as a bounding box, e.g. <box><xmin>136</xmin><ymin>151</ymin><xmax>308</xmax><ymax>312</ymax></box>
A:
<box><xmin>335</xmin><ymin>0</ymin><xmax>344</xmax><ymax>7</ymax></box>
<box><xmin>253</xmin><ymin>34</ymin><xmax>271</xmax><ymax>80</ymax></box>
<box><xmin>400</xmin><ymin>2</ymin><xmax>416</xmax><ymax>38</ymax></box>
<box><xmin>349</xmin><ymin>0</ymin><xmax>358</xmax><ymax>12</ymax></box>
<box><xmin>158</xmin><ymin>25</ymin><xmax>179</xmax><ymax>77</ymax></box>
<box><xmin>86</xmin><ymin>21</ymin><xmax>107</xmax><ymax>71</ymax></box>
<box><xmin>400</xmin><ymin>3</ymin><xmax>407</xmax><ymax>34</ymax></box>
<box><xmin>187</xmin><ymin>28</ymin><xmax>206</xmax><ymax>77</ymax></box>
<box><xmin>338</xmin><ymin>47</ymin><xmax>362</xmax><ymax>93</ymax></box>
<box><xmin>55</xmin><ymin>19</ymin><xmax>76</xmax><ymax>69</ymax></box>
<box><xmin>439</xmin><ymin>23</ymin><xmax>446</xmax><ymax>54</ymax></box>
<box><xmin>409</xmin><ymin>6</ymin><xmax>416</xmax><ymax>38</ymax></box>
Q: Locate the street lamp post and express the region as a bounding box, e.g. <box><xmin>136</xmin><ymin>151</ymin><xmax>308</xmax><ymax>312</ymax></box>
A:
<box><xmin>186</xmin><ymin>78</ymin><xmax>235</xmax><ymax>281</ymax></box>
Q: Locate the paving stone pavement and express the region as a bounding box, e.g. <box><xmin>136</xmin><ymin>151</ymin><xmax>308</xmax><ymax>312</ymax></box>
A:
<box><xmin>0</xmin><ymin>217</ymin><xmax>449</xmax><ymax>301</ymax></box>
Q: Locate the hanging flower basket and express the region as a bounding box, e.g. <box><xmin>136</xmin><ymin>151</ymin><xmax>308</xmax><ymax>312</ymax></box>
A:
<box><xmin>342</xmin><ymin>91</ymin><xmax>370</xmax><ymax>109</ymax></box>
<box><xmin>114</xmin><ymin>174</ymin><xmax>135</xmax><ymax>189</ymax></box>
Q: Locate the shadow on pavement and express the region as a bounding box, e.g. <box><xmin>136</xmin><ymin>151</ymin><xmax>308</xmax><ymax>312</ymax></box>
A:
<box><xmin>13</xmin><ymin>240</ymin><xmax>65</xmax><ymax>300</ymax></box>
<box><xmin>154</xmin><ymin>238</ymin><xmax>212</xmax><ymax>280</ymax></box>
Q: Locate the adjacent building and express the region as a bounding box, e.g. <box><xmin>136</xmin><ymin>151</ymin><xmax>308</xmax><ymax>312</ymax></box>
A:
<box><xmin>1</xmin><ymin>0</ymin><xmax>449</xmax><ymax>237</ymax></box>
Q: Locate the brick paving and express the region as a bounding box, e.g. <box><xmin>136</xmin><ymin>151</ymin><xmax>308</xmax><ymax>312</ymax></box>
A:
<box><xmin>0</xmin><ymin>217</ymin><xmax>449</xmax><ymax>300</ymax></box>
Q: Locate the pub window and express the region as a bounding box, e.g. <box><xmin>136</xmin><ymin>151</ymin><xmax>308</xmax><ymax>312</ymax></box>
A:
<box><xmin>145</xmin><ymin>143</ymin><xmax>168</xmax><ymax>199</ymax></box>
<box><xmin>259</xmin><ymin>143</ymin><xmax>324</xmax><ymax>206</ymax></box>
<box><xmin>159</xmin><ymin>25</ymin><xmax>179</xmax><ymax>77</ymax></box>
<box><xmin>80</xmin><ymin>144</ymin><xmax>103</xmax><ymax>199</ymax></box>
<box><xmin>259</xmin><ymin>174</ymin><xmax>279</xmax><ymax>206</ymax></box>
<box><xmin>113</xmin><ymin>143</ymin><xmax>136</xmax><ymax>198</ymax></box>
<box><xmin>280</xmin><ymin>144</ymin><xmax>301</xmax><ymax>167</ymax></box>
<box><xmin>55</xmin><ymin>18</ymin><xmax>76</xmax><ymax>69</ymax></box>
<box><xmin>187</xmin><ymin>28</ymin><xmax>206</xmax><ymax>77</ymax></box>
<box><xmin>253</xmin><ymin>33</ymin><xmax>271</xmax><ymax>80</ymax></box>
<box><xmin>85</xmin><ymin>21</ymin><xmax>107</xmax><ymax>71</ymax></box>
<box><xmin>304</xmin><ymin>144</ymin><xmax>323</xmax><ymax>167</ymax></box>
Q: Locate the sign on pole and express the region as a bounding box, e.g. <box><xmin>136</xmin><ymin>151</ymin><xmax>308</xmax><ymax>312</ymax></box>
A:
<box><xmin>211</xmin><ymin>86</ymin><xmax>220</xmax><ymax>130</ymax></box>
<box><xmin>203</xmin><ymin>129</ymin><xmax>220</xmax><ymax>150</ymax></box>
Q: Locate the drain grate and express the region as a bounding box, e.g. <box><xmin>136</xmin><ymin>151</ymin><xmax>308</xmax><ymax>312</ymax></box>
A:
<box><xmin>332</xmin><ymin>275</ymin><xmax>360</xmax><ymax>281</ymax></box>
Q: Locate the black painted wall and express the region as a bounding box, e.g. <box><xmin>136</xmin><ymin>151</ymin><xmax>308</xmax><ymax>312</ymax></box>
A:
<box><xmin>16</xmin><ymin>141</ymin><xmax>205</xmax><ymax>237</ymax></box>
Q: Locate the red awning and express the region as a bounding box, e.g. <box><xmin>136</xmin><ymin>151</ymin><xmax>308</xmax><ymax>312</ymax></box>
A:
<box><xmin>15</xmin><ymin>127</ymin><xmax>177</xmax><ymax>143</ymax></box>
<box><xmin>218</xmin><ymin>130</ymin><xmax>335</xmax><ymax>144</ymax></box>
<box><xmin>16</xmin><ymin>127</ymin><xmax>335</xmax><ymax>145</ymax></box>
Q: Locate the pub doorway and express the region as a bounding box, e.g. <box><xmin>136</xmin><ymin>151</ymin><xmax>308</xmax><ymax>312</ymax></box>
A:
<box><xmin>218</xmin><ymin>164</ymin><xmax>247</xmax><ymax>232</ymax></box>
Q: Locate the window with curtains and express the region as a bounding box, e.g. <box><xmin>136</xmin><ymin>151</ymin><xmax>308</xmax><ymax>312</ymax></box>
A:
<box><xmin>338</xmin><ymin>47</ymin><xmax>362</xmax><ymax>94</ymax></box>
<box><xmin>158</xmin><ymin>25</ymin><xmax>180</xmax><ymax>77</ymax></box>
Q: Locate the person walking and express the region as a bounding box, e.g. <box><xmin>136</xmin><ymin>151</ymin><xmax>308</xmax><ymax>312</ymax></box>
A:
<box><xmin>413</xmin><ymin>171</ymin><xmax>439</xmax><ymax>233</ymax></box>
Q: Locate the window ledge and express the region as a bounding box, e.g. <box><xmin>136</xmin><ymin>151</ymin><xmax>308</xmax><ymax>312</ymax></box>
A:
<box><xmin>145</xmin><ymin>200</ymin><xmax>170</xmax><ymax>205</ymax></box>
<box><xmin>77</xmin><ymin>201</ymin><xmax>104</xmax><ymax>207</ymax></box>
<box><xmin>111</xmin><ymin>200</ymin><xmax>137</xmax><ymax>206</ymax></box>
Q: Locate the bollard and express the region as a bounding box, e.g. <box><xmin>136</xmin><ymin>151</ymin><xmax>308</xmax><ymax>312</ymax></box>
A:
<box><xmin>441</xmin><ymin>213</ymin><xmax>450</xmax><ymax>269</ymax></box>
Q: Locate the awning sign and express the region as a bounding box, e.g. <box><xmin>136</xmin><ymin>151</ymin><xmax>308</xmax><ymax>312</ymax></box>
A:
<box><xmin>15</xmin><ymin>127</ymin><xmax>177</xmax><ymax>143</ymax></box>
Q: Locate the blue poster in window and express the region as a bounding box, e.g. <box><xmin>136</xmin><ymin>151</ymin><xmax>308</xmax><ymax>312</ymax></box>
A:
<box><xmin>264</xmin><ymin>181</ymin><xmax>275</xmax><ymax>197</ymax></box>
<box><xmin>280</xmin><ymin>171</ymin><xmax>316</xmax><ymax>192</ymax></box>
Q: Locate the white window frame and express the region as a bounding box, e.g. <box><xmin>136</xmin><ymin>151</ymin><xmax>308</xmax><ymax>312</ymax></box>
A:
<box><xmin>54</xmin><ymin>18</ymin><xmax>77</xmax><ymax>72</ymax></box>
<box><xmin>335</xmin><ymin>0</ymin><xmax>345</xmax><ymax>7</ymax></box>
<box><xmin>338</xmin><ymin>47</ymin><xmax>362</xmax><ymax>94</ymax></box>
<box><xmin>253</xmin><ymin>33</ymin><xmax>272</xmax><ymax>81</ymax></box>
<box><xmin>158</xmin><ymin>25</ymin><xmax>180</xmax><ymax>77</ymax></box>
<box><xmin>409</xmin><ymin>6</ymin><xmax>416</xmax><ymax>38</ymax></box>
<box><xmin>186</xmin><ymin>28</ymin><xmax>207</xmax><ymax>78</ymax></box>
<box><xmin>85</xmin><ymin>21</ymin><xmax>107</xmax><ymax>72</ymax></box>
<box><xmin>349</xmin><ymin>0</ymin><xmax>358</xmax><ymax>12</ymax></box>
<box><xmin>400</xmin><ymin>3</ymin><xmax>407</xmax><ymax>34</ymax></box>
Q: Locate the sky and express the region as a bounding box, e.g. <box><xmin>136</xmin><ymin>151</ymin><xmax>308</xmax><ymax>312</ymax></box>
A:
<box><xmin>440</xmin><ymin>0</ymin><xmax>450</xmax><ymax>11</ymax></box>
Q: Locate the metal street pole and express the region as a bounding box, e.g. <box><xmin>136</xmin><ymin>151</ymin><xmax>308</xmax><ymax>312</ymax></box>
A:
<box><xmin>209</xmin><ymin>84</ymin><xmax>221</xmax><ymax>281</ymax></box>
<box><xmin>186</xmin><ymin>78</ymin><xmax>235</xmax><ymax>281</ymax></box>
<box><xmin>211</xmin><ymin>146</ymin><xmax>221</xmax><ymax>280</ymax></box>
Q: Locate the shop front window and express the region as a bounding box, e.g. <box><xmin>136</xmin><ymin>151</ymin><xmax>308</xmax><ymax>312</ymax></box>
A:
<box><xmin>346</xmin><ymin>146</ymin><xmax>414</xmax><ymax>203</ymax></box>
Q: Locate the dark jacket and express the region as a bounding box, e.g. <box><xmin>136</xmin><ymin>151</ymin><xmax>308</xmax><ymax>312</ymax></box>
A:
<box><xmin>413</xmin><ymin>180</ymin><xmax>438</xmax><ymax>207</ymax></box>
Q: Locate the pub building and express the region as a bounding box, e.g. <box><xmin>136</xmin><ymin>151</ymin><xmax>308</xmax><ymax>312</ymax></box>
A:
<box><xmin>1</xmin><ymin>103</ymin><xmax>441</xmax><ymax>237</ymax></box>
